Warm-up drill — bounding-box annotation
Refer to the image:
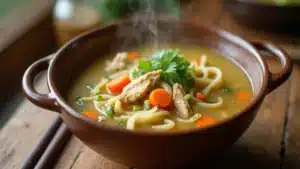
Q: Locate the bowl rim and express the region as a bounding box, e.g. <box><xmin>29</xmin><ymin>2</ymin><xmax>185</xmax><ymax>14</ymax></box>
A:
<box><xmin>48</xmin><ymin>18</ymin><xmax>269</xmax><ymax>136</ymax></box>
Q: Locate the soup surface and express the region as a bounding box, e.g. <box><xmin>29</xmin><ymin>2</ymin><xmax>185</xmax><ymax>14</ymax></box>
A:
<box><xmin>68</xmin><ymin>44</ymin><xmax>253</xmax><ymax>131</ymax></box>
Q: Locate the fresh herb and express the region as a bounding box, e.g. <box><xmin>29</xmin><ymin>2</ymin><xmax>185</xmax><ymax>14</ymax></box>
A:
<box><xmin>144</xmin><ymin>100</ymin><xmax>151</xmax><ymax>110</ymax></box>
<box><xmin>104</xmin><ymin>75</ymin><xmax>112</xmax><ymax>81</ymax></box>
<box><xmin>75</xmin><ymin>96</ymin><xmax>84</xmax><ymax>107</ymax></box>
<box><xmin>116</xmin><ymin>119</ymin><xmax>127</xmax><ymax>127</ymax></box>
<box><xmin>85</xmin><ymin>84</ymin><xmax>95</xmax><ymax>92</ymax></box>
<box><xmin>222</xmin><ymin>86</ymin><xmax>233</xmax><ymax>93</ymax></box>
<box><xmin>104</xmin><ymin>105</ymin><xmax>114</xmax><ymax>118</ymax></box>
<box><xmin>96</xmin><ymin>95</ymin><xmax>103</xmax><ymax>101</ymax></box>
<box><xmin>132</xmin><ymin>49</ymin><xmax>195</xmax><ymax>91</ymax></box>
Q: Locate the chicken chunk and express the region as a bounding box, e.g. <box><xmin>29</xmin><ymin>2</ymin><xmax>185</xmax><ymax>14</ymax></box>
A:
<box><xmin>106</xmin><ymin>52</ymin><xmax>127</xmax><ymax>72</ymax></box>
<box><xmin>172</xmin><ymin>84</ymin><xmax>193</xmax><ymax>118</ymax></box>
<box><xmin>118</xmin><ymin>70</ymin><xmax>161</xmax><ymax>103</ymax></box>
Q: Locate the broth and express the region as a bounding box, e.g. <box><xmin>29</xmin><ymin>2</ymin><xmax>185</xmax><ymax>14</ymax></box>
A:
<box><xmin>68</xmin><ymin>44</ymin><xmax>253</xmax><ymax>131</ymax></box>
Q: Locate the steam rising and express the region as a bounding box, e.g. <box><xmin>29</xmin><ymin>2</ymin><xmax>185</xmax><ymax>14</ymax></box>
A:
<box><xmin>114</xmin><ymin>0</ymin><xmax>182</xmax><ymax>52</ymax></box>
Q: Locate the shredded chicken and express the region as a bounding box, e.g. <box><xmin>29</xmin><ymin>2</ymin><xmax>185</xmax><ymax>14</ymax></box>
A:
<box><xmin>172</xmin><ymin>84</ymin><xmax>193</xmax><ymax>119</ymax></box>
<box><xmin>118</xmin><ymin>70</ymin><xmax>161</xmax><ymax>103</ymax></box>
<box><xmin>105</xmin><ymin>52</ymin><xmax>128</xmax><ymax>72</ymax></box>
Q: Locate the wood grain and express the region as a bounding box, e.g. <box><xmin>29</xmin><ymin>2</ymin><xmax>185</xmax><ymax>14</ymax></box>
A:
<box><xmin>54</xmin><ymin>137</ymin><xmax>129</xmax><ymax>169</ymax></box>
<box><xmin>283</xmin><ymin>63</ymin><xmax>300</xmax><ymax>169</ymax></box>
<box><xmin>0</xmin><ymin>75</ymin><xmax>57</xmax><ymax>169</ymax></box>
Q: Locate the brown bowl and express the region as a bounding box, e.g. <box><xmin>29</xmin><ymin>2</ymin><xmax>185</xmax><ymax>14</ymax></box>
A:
<box><xmin>222</xmin><ymin>0</ymin><xmax>300</xmax><ymax>32</ymax></box>
<box><xmin>22</xmin><ymin>19</ymin><xmax>292</xmax><ymax>169</ymax></box>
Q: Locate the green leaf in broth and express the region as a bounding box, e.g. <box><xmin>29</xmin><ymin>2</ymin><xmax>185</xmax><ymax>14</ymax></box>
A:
<box><xmin>104</xmin><ymin>105</ymin><xmax>115</xmax><ymax>118</ymax></box>
<box><xmin>144</xmin><ymin>100</ymin><xmax>151</xmax><ymax>110</ymax></box>
<box><xmin>75</xmin><ymin>96</ymin><xmax>84</xmax><ymax>107</ymax></box>
<box><xmin>222</xmin><ymin>86</ymin><xmax>233</xmax><ymax>93</ymax></box>
<box><xmin>96</xmin><ymin>95</ymin><xmax>103</xmax><ymax>101</ymax></box>
<box><xmin>115</xmin><ymin>118</ymin><xmax>127</xmax><ymax>127</ymax></box>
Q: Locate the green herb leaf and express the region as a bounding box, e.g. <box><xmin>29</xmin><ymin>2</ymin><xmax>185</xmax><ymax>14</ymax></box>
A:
<box><xmin>134</xmin><ymin>49</ymin><xmax>195</xmax><ymax>91</ymax></box>
<box><xmin>104</xmin><ymin>105</ymin><xmax>114</xmax><ymax>118</ymax></box>
<box><xmin>75</xmin><ymin>96</ymin><xmax>84</xmax><ymax>107</ymax></box>
<box><xmin>116</xmin><ymin>119</ymin><xmax>126</xmax><ymax>127</ymax></box>
<box><xmin>96</xmin><ymin>95</ymin><xmax>103</xmax><ymax>101</ymax></box>
<box><xmin>222</xmin><ymin>86</ymin><xmax>233</xmax><ymax>93</ymax></box>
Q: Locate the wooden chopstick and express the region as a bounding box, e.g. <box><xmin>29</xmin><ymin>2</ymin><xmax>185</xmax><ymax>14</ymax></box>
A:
<box><xmin>34</xmin><ymin>123</ymin><xmax>71</xmax><ymax>169</ymax></box>
<box><xmin>20</xmin><ymin>115</ymin><xmax>62</xmax><ymax>169</ymax></box>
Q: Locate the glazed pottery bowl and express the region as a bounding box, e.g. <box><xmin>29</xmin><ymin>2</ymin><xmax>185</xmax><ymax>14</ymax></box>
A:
<box><xmin>22</xmin><ymin>19</ymin><xmax>292</xmax><ymax>169</ymax></box>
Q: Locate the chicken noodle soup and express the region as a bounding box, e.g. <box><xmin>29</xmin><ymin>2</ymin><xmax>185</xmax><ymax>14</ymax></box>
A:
<box><xmin>68</xmin><ymin>44</ymin><xmax>253</xmax><ymax>131</ymax></box>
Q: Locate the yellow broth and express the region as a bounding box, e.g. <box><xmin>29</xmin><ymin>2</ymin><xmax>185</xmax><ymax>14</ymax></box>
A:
<box><xmin>68</xmin><ymin>44</ymin><xmax>253</xmax><ymax>131</ymax></box>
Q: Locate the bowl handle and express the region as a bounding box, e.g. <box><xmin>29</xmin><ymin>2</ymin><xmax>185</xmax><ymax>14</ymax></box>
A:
<box><xmin>22</xmin><ymin>54</ymin><xmax>60</xmax><ymax>112</ymax></box>
<box><xmin>251</xmin><ymin>41</ymin><xmax>293</xmax><ymax>94</ymax></box>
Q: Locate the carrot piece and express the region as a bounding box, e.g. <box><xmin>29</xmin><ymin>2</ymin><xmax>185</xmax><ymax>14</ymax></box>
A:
<box><xmin>83</xmin><ymin>111</ymin><xmax>98</xmax><ymax>120</ymax></box>
<box><xmin>195</xmin><ymin>59</ymin><xmax>201</xmax><ymax>66</ymax></box>
<box><xmin>196</xmin><ymin>115</ymin><xmax>216</xmax><ymax>128</ymax></box>
<box><xmin>107</xmin><ymin>75</ymin><xmax>131</xmax><ymax>94</ymax></box>
<box><xmin>195</xmin><ymin>92</ymin><xmax>206</xmax><ymax>101</ymax></box>
<box><xmin>127</xmin><ymin>52</ymin><xmax>140</xmax><ymax>60</ymax></box>
<box><xmin>149</xmin><ymin>89</ymin><xmax>171</xmax><ymax>108</ymax></box>
<box><xmin>237</xmin><ymin>91</ymin><xmax>251</xmax><ymax>102</ymax></box>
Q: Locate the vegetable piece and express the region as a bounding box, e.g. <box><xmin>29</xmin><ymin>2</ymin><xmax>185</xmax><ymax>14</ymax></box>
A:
<box><xmin>104</xmin><ymin>105</ymin><xmax>115</xmax><ymax>118</ymax></box>
<box><xmin>115</xmin><ymin>118</ymin><xmax>127</xmax><ymax>127</ymax></box>
<box><xmin>144</xmin><ymin>100</ymin><xmax>151</xmax><ymax>110</ymax></box>
<box><xmin>237</xmin><ymin>91</ymin><xmax>251</xmax><ymax>101</ymax></box>
<box><xmin>105</xmin><ymin>75</ymin><xmax>112</xmax><ymax>80</ymax></box>
<box><xmin>127</xmin><ymin>52</ymin><xmax>140</xmax><ymax>60</ymax></box>
<box><xmin>222</xmin><ymin>86</ymin><xmax>232</xmax><ymax>93</ymax></box>
<box><xmin>195</xmin><ymin>59</ymin><xmax>201</xmax><ymax>66</ymax></box>
<box><xmin>96</xmin><ymin>95</ymin><xmax>103</xmax><ymax>101</ymax></box>
<box><xmin>183</xmin><ymin>94</ymin><xmax>191</xmax><ymax>101</ymax></box>
<box><xmin>75</xmin><ymin>96</ymin><xmax>84</xmax><ymax>107</ymax></box>
<box><xmin>149</xmin><ymin>89</ymin><xmax>171</xmax><ymax>108</ymax></box>
<box><xmin>107</xmin><ymin>75</ymin><xmax>131</xmax><ymax>94</ymax></box>
<box><xmin>196</xmin><ymin>115</ymin><xmax>217</xmax><ymax>128</ymax></box>
<box><xmin>83</xmin><ymin>111</ymin><xmax>98</xmax><ymax>120</ymax></box>
<box><xmin>132</xmin><ymin>105</ymin><xmax>143</xmax><ymax>111</ymax></box>
<box><xmin>195</xmin><ymin>92</ymin><xmax>206</xmax><ymax>101</ymax></box>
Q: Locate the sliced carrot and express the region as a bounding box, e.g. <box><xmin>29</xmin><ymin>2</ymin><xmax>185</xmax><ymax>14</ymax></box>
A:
<box><xmin>196</xmin><ymin>115</ymin><xmax>216</xmax><ymax>128</ymax></box>
<box><xmin>83</xmin><ymin>111</ymin><xmax>98</xmax><ymax>120</ymax></box>
<box><xmin>195</xmin><ymin>59</ymin><xmax>201</xmax><ymax>66</ymax></box>
<box><xmin>195</xmin><ymin>92</ymin><xmax>206</xmax><ymax>101</ymax></box>
<box><xmin>149</xmin><ymin>88</ymin><xmax>171</xmax><ymax>108</ymax></box>
<box><xmin>127</xmin><ymin>52</ymin><xmax>140</xmax><ymax>60</ymax></box>
<box><xmin>107</xmin><ymin>75</ymin><xmax>131</xmax><ymax>94</ymax></box>
<box><xmin>237</xmin><ymin>91</ymin><xmax>251</xmax><ymax>102</ymax></box>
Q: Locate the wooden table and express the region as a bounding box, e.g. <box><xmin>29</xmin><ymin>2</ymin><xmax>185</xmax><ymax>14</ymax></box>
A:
<box><xmin>1</xmin><ymin>0</ymin><xmax>300</xmax><ymax>169</ymax></box>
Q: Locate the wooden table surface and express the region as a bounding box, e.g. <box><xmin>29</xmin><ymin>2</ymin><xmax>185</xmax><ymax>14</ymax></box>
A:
<box><xmin>1</xmin><ymin>0</ymin><xmax>300</xmax><ymax>169</ymax></box>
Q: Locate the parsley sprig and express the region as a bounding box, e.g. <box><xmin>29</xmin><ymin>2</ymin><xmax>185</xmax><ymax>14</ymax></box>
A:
<box><xmin>131</xmin><ymin>49</ymin><xmax>195</xmax><ymax>91</ymax></box>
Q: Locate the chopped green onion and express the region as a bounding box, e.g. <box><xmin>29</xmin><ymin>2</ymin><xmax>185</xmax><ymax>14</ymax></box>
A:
<box><xmin>183</xmin><ymin>94</ymin><xmax>191</xmax><ymax>101</ymax></box>
<box><xmin>132</xmin><ymin>105</ymin><xmax>142</xmax><ymax>111</ymax></box>
<box><xmin>96</xmin><ymin>95</ymin><xmax>103</xmax><ymax>101</ymax></box>
<box><xmin>75</xmin><ymin>96</ymin><xmax>84</xmax><ymax>107</ymax></box>
<box><xmin>85</xmin><ymin>84</ymin><xmax>95</xmax><ymax>92</ymax></box>
<box><xmin>104</xmin><ymin>105</ymin><xmax>114</xmax><ymax>118</ymax></box>
<box><xmin>115</xmin><ymin>118</ymin><xmax>126</xmax><ymax>127</ymax></box>
<box><xmin>222</xmin><ymin>86</ymin><xmax>233</xmax><ymax>93</ymax></box>
<box><xmin>144</xmin><ymin>100</ymin><xmax>151</xmax><ymax>110</ymax></box>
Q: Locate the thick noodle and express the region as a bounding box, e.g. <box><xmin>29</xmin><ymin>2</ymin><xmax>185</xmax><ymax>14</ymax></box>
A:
<box><xmin>127</xmin><ymin>107</ymin><xmax>170</xmax><ymax>130</ymax></box>
<box><xmin>152</xmin><ymin>119</ymin><xmax>175</xmax><ymax>131</ymax></box>
<box><xmin>193</xmin><ymin>55</ymin><xmax>223</xmax><ymax>95</ymax></box>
